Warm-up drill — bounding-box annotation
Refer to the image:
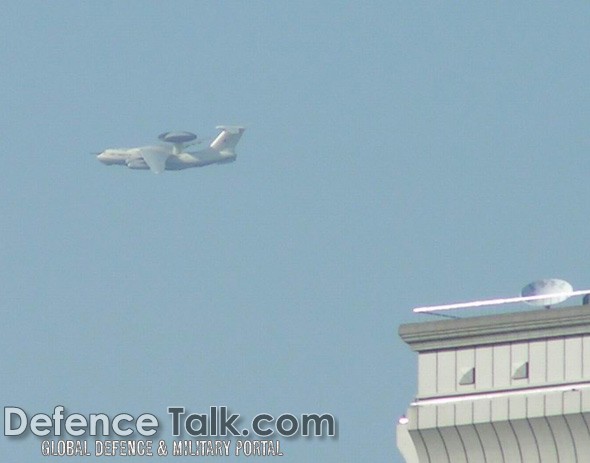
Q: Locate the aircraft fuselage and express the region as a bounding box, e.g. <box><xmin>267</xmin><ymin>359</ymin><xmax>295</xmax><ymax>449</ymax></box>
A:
<box><xmin>96</xmin><ymin>147</ymin><xmax>236</xmax><ymax>170</ymax></box>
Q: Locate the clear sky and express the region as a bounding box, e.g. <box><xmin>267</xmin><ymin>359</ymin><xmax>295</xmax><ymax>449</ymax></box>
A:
<box><xmin>0</xmin><ymin>1</ymin><xmax>588</xmax><ymax>461</ymax></box>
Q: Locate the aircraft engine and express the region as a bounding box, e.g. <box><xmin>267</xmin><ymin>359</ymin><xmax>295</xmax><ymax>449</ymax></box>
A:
<box><xmin>126</xmin><ymin>160</ymin><xmax>149</xmax><ymax>170</ymax></box>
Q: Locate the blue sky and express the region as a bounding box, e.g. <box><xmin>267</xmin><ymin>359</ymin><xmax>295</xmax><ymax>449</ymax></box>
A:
<box><xmin>0</xmin><ymin>1</ymin><xmax>588</xmax><ymax>461</ymax></box>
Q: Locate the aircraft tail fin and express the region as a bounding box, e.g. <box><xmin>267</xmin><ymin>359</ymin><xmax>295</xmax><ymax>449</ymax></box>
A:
<box><xmin>209</xmin><ymin>126</ymin><xmax>245</xmax><ymax>155</ymax></box>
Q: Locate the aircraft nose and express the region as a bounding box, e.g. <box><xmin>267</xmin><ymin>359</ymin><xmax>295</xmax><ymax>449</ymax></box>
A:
<box><xmin>96</xmin><ymin>152</ymin><xmax>108</xmax><ymax>163</ymax></box>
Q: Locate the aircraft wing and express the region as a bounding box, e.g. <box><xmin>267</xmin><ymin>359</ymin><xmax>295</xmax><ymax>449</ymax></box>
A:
<box><xmin>138</xmin><ymin>147</ymin><xmax>170</xmax><ymax>174</ymax></box>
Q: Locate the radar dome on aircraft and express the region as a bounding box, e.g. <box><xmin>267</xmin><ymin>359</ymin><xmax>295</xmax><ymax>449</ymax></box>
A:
<box><xmin>158</xmin><ymin>131</ymin><xmax>197</xmax><ymax>143</ymax></box>
<box><xmin>520</xmin><ymin>279</ymin><xmax>573</xmax><ymax>308</ymax></box>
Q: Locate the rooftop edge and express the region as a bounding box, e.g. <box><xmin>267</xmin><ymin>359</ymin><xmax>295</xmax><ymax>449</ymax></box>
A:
<box><xmin>399</xmin><ymin>304</ymin><xmax>590</xmax><ymax>352</ymax></box>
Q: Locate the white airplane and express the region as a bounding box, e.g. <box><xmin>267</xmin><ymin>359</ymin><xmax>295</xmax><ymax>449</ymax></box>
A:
<box><xmin>96</xmin><ymin>126</ymin><xmax>245</xmax><ymax>174</ymax></box>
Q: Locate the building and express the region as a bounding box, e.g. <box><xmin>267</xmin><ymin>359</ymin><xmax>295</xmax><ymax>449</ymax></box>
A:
<box><xmin>397</xmin><ymin>304</ymin><xmax>590</xmax><ymax>462</ymax></box>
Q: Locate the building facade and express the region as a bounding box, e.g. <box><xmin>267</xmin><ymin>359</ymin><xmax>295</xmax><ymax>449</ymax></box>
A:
<box><xmin>397</xmin><ymin>304</ymin><xmax>590</xmax><ymax>463</ymax></box>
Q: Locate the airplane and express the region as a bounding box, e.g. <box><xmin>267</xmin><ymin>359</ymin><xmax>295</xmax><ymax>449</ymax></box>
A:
<box><xmin>96</xmin><ymin>126</ymin><xmax>245</xmax><ymax>174</ymax></box>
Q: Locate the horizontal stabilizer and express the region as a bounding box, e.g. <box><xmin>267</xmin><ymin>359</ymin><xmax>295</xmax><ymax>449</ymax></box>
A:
<box><xmin>215</xmin><ymin>125</ymin><xmax>245</xmax><ymax>134</ymax></box>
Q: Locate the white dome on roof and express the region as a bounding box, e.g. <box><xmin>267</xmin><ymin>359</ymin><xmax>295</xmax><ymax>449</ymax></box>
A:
<box><xmin>520</xmin><ymin>279</ymin><xmax>573</xmax><ymax>307</ymax></box>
